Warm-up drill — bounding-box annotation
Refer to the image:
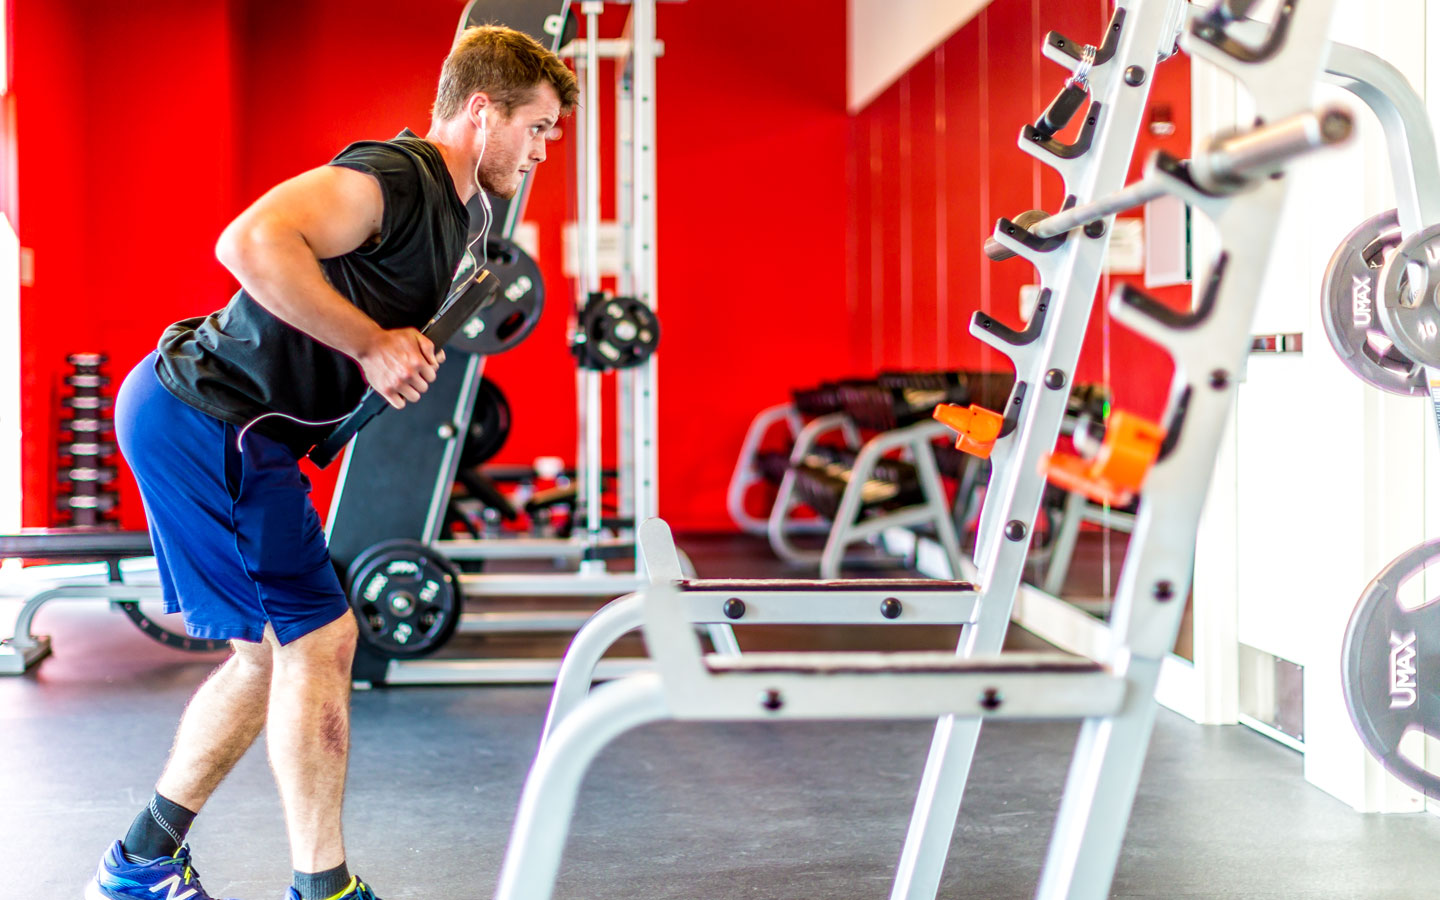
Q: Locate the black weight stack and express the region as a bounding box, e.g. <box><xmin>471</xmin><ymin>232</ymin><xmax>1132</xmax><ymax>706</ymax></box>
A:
<box><xmin>57</xmin><ymin>353</ymin><xmax>119</xmax><ymax>527</ymax></box>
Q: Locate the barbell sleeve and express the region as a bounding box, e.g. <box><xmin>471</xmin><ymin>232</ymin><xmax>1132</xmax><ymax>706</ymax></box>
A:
<box><xmin>1189</xmin><ymin>104</ymin><xmax>1354</xmax><ymax>191</ymax></box>
<box><xmin>983</xmin><ymin>104</ymin><xmax>1354</xmax><ymax>263</ymax></box>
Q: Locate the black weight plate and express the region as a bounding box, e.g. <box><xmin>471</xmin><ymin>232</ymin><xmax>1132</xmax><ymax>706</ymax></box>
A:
<box><xmin>578</xmin><ymin>295</ymin><xmax>660</xmax><ymax>370</ymax></box>
<box><xmin>461</xmin><ymin>379</ymin><xmax>511</xmax><ymax>470</ymax></box>
<box><xmin>345</xmin><ymin>539</ymin><xmax>462</xmax><ymax>659</ymax></box>
<box><xmin>57</xmin><ymin>493</ymin><xmax>118</xmax><ymax>511</ymax></box>
<box><xmin>116</xmin><ymin>602</ymin><xmax>229</xmax><ymax>653</ymax></box>
<box><xmin>60</xmin><ymin>418</ymin><xmax>111</xmax><ymax>434</ymax></box>
<box><xmin>61</xmin><ymin>441</ymin><xmax>117</xmax><ymax>458</ymax></box>
<box><xmin>1320</xmin><ymin>210</ymin><xmax>1425</xmax><ymax>397</ymax></box>
<box><xmin>450</xmin><ymin>236</ymin><xmax>545</xmax><ymax>356</ymax></box>
<box><xmin>1379</xmin><ymin>222</ymin><xmax>1440</xmax><ymax>370</ymax></box>
<box><xmin>1342</xmin><ymin>537</ymin><xmax>1440</xmax><ymax>798</ymax></box>
<box><xmin>60</xmin><ymin>465</ymin><xmax>118</xmax><ymax>484</ymax></box>
<box><xmin>62</xmin><ymin>395</ymin><xmax>114</xmax><ymax>410</ymax></box>
<box><xmin>64</xmin><ymin>373</ymin><xmax>110</xmax><ymax>389</ymax></box>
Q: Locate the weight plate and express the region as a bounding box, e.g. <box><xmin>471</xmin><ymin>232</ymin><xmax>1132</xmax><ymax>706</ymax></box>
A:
<box><xmin>1378</xmin><ymin>221</ymin><xmax>1440</xmax><ymax>370</ymax></box>
<box><xmin>116</xmin><ymin>602</ymin><xmax>229</xmax><ymax>654</ymax></box>
<box><xmin>62</xmin><ymin>441</ymin><xmax>117</xmax><ymax>458</ymax></box>
<box><xmin>57</xmin><ymin>493</ymin><xmax>118</xmax><ymax>511</ymax></box>
<box><xmin>449</xmin><ymin>236</ymin><xmax>545</xmax><ymax>357</ymax></box>
<box><xmin>1342</xmin><ymin>537</ymin><xmax>1440</xmax><ymax>798</ymax></box>
<box><xmin>577</xmin><ymin>295</ymin><xmax>660</xmax><ymax>370</ymax></box>
<box><xmin>345</xmin><ymin>539</ymin><xmax>462</xmax><ymax>659</ymax></box>
<box><xmin>1321</xmin><ymin>210</ymin><xmax>1426</xmax><ymax>396</ymax></box>
<box><xmin>64</xmin><ymin>373</ymin><xmax>111</xmax><ymax>389</ymax></box>
<box><xmin>60</xmin><ymin>418</ymin><xmax>111</xmax><ymax>434</ymax></box>
<box><xmin>62</xmin><ymin>395</ymin><xmax>114</xmax><ymax>410</ymax></box>
<box><xmin>61</xmin><ymin>465</ymin><xmax>118</xmax><ymax>484</ymax></box>
<box><xmin>460</xmin><ymin>379</ymin><xmax>511</xmax><ymax>470</ymax></box>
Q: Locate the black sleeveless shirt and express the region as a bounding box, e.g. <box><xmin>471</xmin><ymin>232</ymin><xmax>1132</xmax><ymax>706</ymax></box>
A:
<box><xmin>155</xmin><ymin>130</ymin><xmax>470</xmax><ymax>456</ymax></box>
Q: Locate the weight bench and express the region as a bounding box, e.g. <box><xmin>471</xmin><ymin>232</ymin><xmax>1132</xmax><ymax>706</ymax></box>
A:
<box><xmin>496</xmin><ymin>520</ymin><xmax>1127</xmax><ymax>900</ymax></box>
<box><xmin>0</xmin><ymin>529</ymin><xmax>202</xmax><ymax>674</ymax></box>
<box><xmin>538</xmin><ymin>567</ymin><xmax>981</xmax><ymax>745</ymax></box>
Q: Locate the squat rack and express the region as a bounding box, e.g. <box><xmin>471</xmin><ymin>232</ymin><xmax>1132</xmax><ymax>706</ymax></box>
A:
<box><xmin>499</xmin><ymin>4</ymin><xmax>1352</xmax><ymax>900</ymax></box>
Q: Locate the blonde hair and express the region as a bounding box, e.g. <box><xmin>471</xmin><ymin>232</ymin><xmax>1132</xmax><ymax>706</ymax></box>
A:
<box><xmin>433</xmin><ymin>25</ymin><xmax>578</xmax><ymax>121</ymax></box>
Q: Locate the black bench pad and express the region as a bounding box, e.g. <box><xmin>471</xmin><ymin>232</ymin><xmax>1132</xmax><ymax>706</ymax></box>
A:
<box><xmin>705</xmin><ymin>651</ymin><xmax>1102</xmax><ymax>676</ymax></box>
<box><xmin>680</xmin><ymin>578</ymin><xmax>976</xmax><ymax>592</ymax></box>
<box><xmin>0</xmin><ymin>528</ymin><xmax>153</xmax><ymax>560</ymax></box>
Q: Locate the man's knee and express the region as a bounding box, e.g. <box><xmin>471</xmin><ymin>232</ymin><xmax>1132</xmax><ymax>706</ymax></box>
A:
<box><xmin>275</xmin><ymin>612</ymin><xmax>357</xmax><ymax>676</ymax></box>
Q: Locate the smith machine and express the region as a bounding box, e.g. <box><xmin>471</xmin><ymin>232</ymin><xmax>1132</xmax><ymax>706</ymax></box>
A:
<box><xmin>327</xmin><ymin>0</ymin><xmax>674</xmax><ymax>685</ymax></box>
<box><xmin>493</xmin><ymin>3</ymin><xmax>1357</xmax><ymax>900</ymax></box>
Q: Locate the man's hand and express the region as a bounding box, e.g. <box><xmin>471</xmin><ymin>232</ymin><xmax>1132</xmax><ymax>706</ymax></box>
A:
<box><xmin>356</xmin><ymin>328</ymin><xmax>448</xmax><ymax>409</ymax></box>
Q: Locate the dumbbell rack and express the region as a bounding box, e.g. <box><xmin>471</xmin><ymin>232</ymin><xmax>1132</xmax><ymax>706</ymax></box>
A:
<box><xmin>56</xmin><ymin>354</ymin><xmax>119</xmax><ymax>527</ymax></box>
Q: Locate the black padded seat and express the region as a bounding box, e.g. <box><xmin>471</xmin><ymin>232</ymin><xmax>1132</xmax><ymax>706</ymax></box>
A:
<box><xmin>703</xmin><ymin>650</ymin><xmax>1103</xmax><ymax>675</ymax></box>
<box><xmin>0</xmin><ymin>528</ymin><xmax>153</xmax><ymax>561</ymax></box>
<box><xmin>678</xmin><ymin>578</ymin><xmax>976</xmax><ymax>592</ymax></box>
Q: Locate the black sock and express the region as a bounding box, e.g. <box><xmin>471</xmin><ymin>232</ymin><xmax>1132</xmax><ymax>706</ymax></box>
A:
<box><xmin>122</xmin><ymin>792</ymin><xmax>197</xmax><ymax>862</ymax></box>
<box><xmin>294</xmin><ymin>862</ymin><xmax>352</xmax><ymax>900</ymax></box>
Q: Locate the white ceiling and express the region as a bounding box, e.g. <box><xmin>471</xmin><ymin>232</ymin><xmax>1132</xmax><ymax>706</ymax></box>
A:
<box><xmin>847</xmin><ymin>0</ymin><xmax>993</xmax><ymax>112</ymax></box>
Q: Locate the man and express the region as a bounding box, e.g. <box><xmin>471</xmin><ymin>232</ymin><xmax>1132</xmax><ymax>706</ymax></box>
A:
<box><xmin>89</xmin><ymin>25</ymin><xmax>577</xmax><ymax>900</ymax></box>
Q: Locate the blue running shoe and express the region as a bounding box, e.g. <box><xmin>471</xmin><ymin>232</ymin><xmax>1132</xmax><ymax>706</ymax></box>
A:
<box><xmin>283</xmin><ymin>877</ymin><xmax>381</xmax><ymax>900</ymax></box>
<box><xmin>85</xmin><ymin>840</ymin><xmax>232</xmax><ymax>900</ymax></box>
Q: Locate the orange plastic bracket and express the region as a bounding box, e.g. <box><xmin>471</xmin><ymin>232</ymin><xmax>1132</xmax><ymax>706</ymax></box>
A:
<box><xmin>933</xmin><ymin>403</ymin><xmax>1005</xmax><ymax>459</ymax></box>
<box><xmin>1043</xmin><ymin>410</ymin><xmax>1165</xmax><ymax>507</ymax></box>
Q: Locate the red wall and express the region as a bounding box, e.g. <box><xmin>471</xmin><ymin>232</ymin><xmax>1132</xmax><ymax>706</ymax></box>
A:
<box><xmin>14</xmin><ymin>0</ymin><xmax>853</xmax><ymax>533</ymax></box>
<box><xmin>14</xmin><ymin>0</ymin><xmax>241</xmax><ymax>532</ymax></box>
<box><xmin>14</xmin><ymin>0</ymin><xmax>1183</xmax><ymax>536</ymax></box>
<box><xmin>849</xmin><ymin>0</ymin><xmax>1191</xmax><ymax>419</ymax></box>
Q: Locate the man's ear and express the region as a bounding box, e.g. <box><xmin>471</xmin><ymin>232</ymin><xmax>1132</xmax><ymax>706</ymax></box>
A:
<box><xmin>468</xmin><ymin>92</ymin><xmax>492</xmax><ymax>130</ymax></box>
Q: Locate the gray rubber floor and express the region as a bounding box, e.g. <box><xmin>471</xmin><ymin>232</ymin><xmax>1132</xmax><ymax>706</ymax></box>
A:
<box><xmin>5</xmin><ymin>535</ymin><xmax>1440</xmax><ymax>899</ymax></box>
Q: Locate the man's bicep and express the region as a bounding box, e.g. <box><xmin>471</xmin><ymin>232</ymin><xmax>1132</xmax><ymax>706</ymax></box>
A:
<box><xmin>243</xmin><ymin>165</ymin><xmax>384</xmax><ymax>260</ymax></box>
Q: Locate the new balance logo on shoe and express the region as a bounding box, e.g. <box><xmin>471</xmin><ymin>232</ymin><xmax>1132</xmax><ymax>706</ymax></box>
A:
<box><xmin>149</xmin><ymin>875</ymin><xmax>199</xmax><ymax>900</ymax></box>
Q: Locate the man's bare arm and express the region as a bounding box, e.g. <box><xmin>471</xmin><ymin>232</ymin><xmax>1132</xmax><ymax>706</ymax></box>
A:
<box><xmin>215</xmin><ymin>166</ymin><xmax>439</xmax><ymax>409</ymax></box>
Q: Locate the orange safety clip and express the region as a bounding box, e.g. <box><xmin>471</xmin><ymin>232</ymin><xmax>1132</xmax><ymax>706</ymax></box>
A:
<box><xmin>933</xmin><ymin>404</ymin><xmax>1006</xmax><ymax>459</ymax></box>
<box><xmin>1043</xmin><ymin>410</ymin><xmax>1165</xmax><ymax>507</ymax></box>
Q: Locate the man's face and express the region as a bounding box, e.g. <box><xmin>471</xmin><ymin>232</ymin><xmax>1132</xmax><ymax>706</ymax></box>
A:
<box><xmin>479</xmin><ymin>82</ymin><xmax>561</xmax><ymax>199</ymax></box>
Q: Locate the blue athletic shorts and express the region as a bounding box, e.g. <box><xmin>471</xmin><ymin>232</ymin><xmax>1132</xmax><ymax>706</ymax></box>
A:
<box><xmin>114</xmin><ymin>353</ymin><xmax>350</xmax><ymax>645</ymax></box>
